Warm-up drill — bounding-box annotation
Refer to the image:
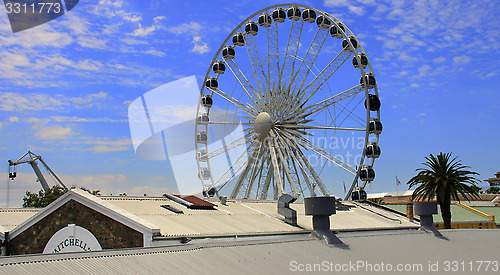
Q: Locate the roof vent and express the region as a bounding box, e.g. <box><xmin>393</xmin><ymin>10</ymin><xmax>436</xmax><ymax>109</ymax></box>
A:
<box><xmin>413</xmin><ymin>201</ymin><xmax>446</xmax><ymax>239</ymax></box>
<box><xmin>161</xmin><ymin>205</ymin><xmax>184</xmax><ymax>214</ymax></box>
<box><xmin>305</xmin><ymin>196</ymin><xmax>347</xmax><ymax>248</ymax></box>
<box><xmin>277</xmin><ymin>194</ymin><xmax>297</xmax><ymax>226</ymax></box>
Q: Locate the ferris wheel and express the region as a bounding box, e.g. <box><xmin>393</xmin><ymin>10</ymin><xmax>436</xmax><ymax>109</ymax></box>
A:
<box><xmin>195</xmin><ymin>4</ymin><xmax>382</xmax><ymax>200</ymax></box>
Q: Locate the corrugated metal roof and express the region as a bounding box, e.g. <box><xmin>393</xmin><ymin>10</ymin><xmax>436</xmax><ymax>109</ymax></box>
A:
<box><xmin>0</xmin><ymin>209</ymin><xmax>39</xmax><ymax>231</ymax></box>
<box><xmin>103</xmin><ymin>198</ymin><xmax>303</xmax><ymax>236</ymax></box>
<box><xmin>384</xmin><ymin>203</ymin><xmax>492</xmax><ymax>222</ymax></box>
<box><xmin>103</xmin><ymin>198</ymin><xmax>418</xmax><ymax>236</ymax></box>
<box><xmin>1</xmin><ymin>229</ymin><xmax>499</xmax><ymax>274</ymax></box>
<box><xmin>1</xmin><ymin>195</ymin><xmax>418</xmax><ymax>240</ymax></box>
<box><xmin>243</xmin><ymin>201</ymin><xmax>418</xmax><ymax>231</ymax></box>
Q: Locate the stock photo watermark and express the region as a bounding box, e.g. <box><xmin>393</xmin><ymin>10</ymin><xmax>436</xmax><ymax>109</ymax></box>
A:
<box><xmin>3</xmin><ymin>0</ymin><xmax>79</xmax><ymax>33</ymax></box>
<box><xmin>289</xmin><ymin>260</ymin><xmax>499</xmax><ymax>273</ymax></box>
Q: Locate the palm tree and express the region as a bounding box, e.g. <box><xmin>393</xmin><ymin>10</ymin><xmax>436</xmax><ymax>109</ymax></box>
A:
<box><xmin>407</xmin><ymin>152</ymin><xmax>480</xmax><ymax>229</ymax></box>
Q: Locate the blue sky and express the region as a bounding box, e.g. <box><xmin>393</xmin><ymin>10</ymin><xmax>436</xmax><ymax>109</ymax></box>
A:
<box><xmin>1</xmin><ymin>0</ymin><xmax>499</xmax><ymax>207</ymax></box>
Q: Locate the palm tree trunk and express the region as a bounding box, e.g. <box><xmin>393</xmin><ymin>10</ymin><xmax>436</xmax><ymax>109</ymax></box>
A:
<box><xmin>440</xmin><ymin>196</ymin><xmax>452</xmax><ymax>229</ymax></box>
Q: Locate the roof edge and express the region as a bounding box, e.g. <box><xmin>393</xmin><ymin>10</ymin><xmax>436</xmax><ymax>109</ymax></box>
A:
<box><xmin>8</xmin><ymin>189</ymin><xmax>160</xmax><ymax>240</ymax></box>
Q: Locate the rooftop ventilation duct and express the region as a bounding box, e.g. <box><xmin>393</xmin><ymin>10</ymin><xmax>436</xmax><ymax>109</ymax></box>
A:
<box><xmin>277</xmin><ymin>194</ymin><xmax>297</xmax><ymax>226</ymax></box>
<box><xmin>304</xmin><ymin>196</ymin><xmax>347</xmax><ymax>248</ymax></box>
<box><xmin>413</xmin><ymin>201</ymin><xmax>446</xmax><ymax>239</ymax></box>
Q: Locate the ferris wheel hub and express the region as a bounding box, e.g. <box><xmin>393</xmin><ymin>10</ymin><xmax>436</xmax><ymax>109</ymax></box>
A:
<box><xmin>254</xmin><ymin>112</ymin><xmax>274</xmax><ymax>136</ymax></box>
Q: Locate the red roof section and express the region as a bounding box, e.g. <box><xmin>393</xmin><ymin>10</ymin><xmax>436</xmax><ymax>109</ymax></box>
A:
<box><xmin>174</xmin><ymin>195</ymin><xmax>216</xmax><ymax>208</ymax></box>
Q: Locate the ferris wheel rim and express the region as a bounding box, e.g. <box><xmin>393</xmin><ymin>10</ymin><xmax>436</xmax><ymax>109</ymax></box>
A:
<box><xmin>195</xmin><ymin>4</ymin><xmax>381</xmax><ymax>200</ymax></box>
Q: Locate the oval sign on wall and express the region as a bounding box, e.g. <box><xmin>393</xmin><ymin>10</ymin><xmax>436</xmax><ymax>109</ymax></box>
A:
<box><xmin>43</xmin><ymin>224</ymin><xmax>102</xmax><ymax>254</ymax></box>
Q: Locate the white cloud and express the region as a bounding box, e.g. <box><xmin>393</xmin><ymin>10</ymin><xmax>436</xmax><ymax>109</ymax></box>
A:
<box><xmin>433</xmin><ymin>56</ymin><xmax>446</xmax><ymax>63</ymax></box>
<box><xmin>0</xmin><ymin>92</ymin><xmax>108</xmax><ymax>111</ymax></box>
<box><xmin>34</xmin><ymin>125</ymin><xmax>75</xmax><ymax>140</ymax></box>
<box><xmin>0</xmin><ymin>52</ymin><xmax>31</xmax><ymax>67</ymax></box>
<box><xmin>73</xmin><ymin>59</ymin><xmax>104</xmax><ymax>71</ymax></box>
<box><xmin>25</xmin><ymin>117</ymin><xmax>46</xmax><ymax>124</ymax></box>
<box><xmin>352</xmin><ymin>0</ymin><xmax>500</xmax><ymax>82</ymax></box>
<box><xmin>77</xmin><ymin>36</ymin><xmax>108</xmax><ymax>49</ymax></box>
<box><xmin>50</xmin><ymin>116</ymin><xmax>122</xmax><ymax>123</ymax></box>
<box><xmin>123</xmin><ymin>14</ymin><xmax>142</xmax><ymax>22</ymax></box>
<box><xmin>121</xmin><ymin>38</ymin><xmax>148</xmax><ymax>45</ymax></box>
<box><xmin>191</xmin><ymin>36</ymin><xmax>209</xmax><ymax>54</ymax></box>
<box><xmin>452</xmin><ymin>55</ymin><xmax>472</xmax><ymax>66</ymax></box>
<box><xmin>144</xmin><ymin>49</ymin><xmax>166</xmax><ymax>57</ymax></box>
<box><xmin>166</xmin><ymin>22</ymin><xmax>209</xmax><ymax>55</ymax></box>
<box><xmin>324</xmin><ymin>0</ymin><xmax>366</xmax><ymax>16</ymax></box>
<box><xmin>81</xmin><ymin>174</ymin><xmax>127</xmax><ymax>185</ymax></box>
<box><xmin>0</xmin><ymin>92</ymin><xmax>64</xmax><ymax>111</ymax></box>
<box><xmin>63</xmin><ymin>13</ymin><xmax>90</xmax><ymax>35</ymax></box>
<box><xmin>417</xmin><ymin>64</ymin><xmax>431</xmax><ymax>78</ymax></box>
<box><xmin>0</xmin><ymin>24</ymin><xmax>73</xmax><ymax>49</ymax></box>
<box><xmin>130</xmin><ymin>24</ymin><xmax>157</xmax><ymax>36</ymax></box>
<box><xmin>0</xmin><ymin>116</ymin><xmax>19</xmax><ymax>131</ymax></box>
<box><xmin>82</xmin><ymin>138</ymin><xmax>131</xmax><ymax>153</ymax></box>
<box><xmin>129</xmin><ymin>15</ymin><xmax>165</xmax><ymax>37</ymax></box>
<box><xmin>167</xmin><ymin>22</ymin><xmax>203</xmax><ymax>35</ymax></box>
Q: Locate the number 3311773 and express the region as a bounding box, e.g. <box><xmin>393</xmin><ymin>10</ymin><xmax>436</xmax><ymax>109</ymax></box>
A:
<box><xmin>5</xmin><ymin>2</ymin><xmax>62</xmax><ymax>14</ymax></box>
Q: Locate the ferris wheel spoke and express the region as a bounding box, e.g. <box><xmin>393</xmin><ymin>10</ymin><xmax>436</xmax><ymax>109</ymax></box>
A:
<box><xmin>213</xmin><ymin>139</ymin><xmax>258</xmax><ymax>190</ymax></box>
<box><xmin>208</xmin><ymin>121</ymin><xmax>253</xmax><ymax>126</ymax></box>
<box><xmin>275</xmin><ymin>134</ymin><xmax>310</xmax><ymax>194</ymax></box>
<box><xmin>287</xmin><ymin>146</ymin><xmax>318</xmax><ymax>197</ymax></box>
<box><xmin>288</xmin><ymin>140</ymin><xmax>330</xmax><ymax>196</ymax></box>
<box><xmin>206</xmin><ymin>131</ymin><xmax>256</xmax><ymax>159</ymax></box>
<box><xmin>287</xmin><ymin>26</ymin><xmax>330</xmax><ymax>97</ymax></box>
<box><xmin>287</xmin><ymin>152</ymin><xmax>307</xmax><ymax>197</ymax></box>
<box><xmin>331</xmin><ymin>97</ymin><xmax>366</xmax><ymax>128</ymax></box>
<box><xmin>267</xmin><ymin>137</ymin><xmax>284</xmax><ymax>196</ymax></box>
<box><xmin>275</xmin><ymin>86</ymin><xmax>304</xmax><ymax>119</ymax></box>
<box><xmin>259</xmin><ymin>161</ymin><xmax>273</xmax><ymax>200</ymax></box>
<box><xmin>284</xmin><ymin>84</ymin><xmax>364</xmax><ymax>123</ymax></box>
<box><xmin>276</xmin><ymin>129</ymin><xmax>327</xmax><ymax>195</ymax></box>
<box><xmin>212</xmin><ymin>88</ymin><xmax>258</xmax><ymax>117</ymax></box>
<box><xmin>230</xmin><ymin>141</ymin><xmax>262</xmax><ymax>199</ymax></box>
<box><xmin>244</xmin><ymin>143</ymin><xmax>266</xmax><ymax>198</ymax></box>
<box><xmin>244</xmin><ymin>33</ymin><xmax>269</xmax><ymax>97</ymax></box>
<box><xmin>249</xmin><ymin>147</ymin><xmax>268</xmax><ymax>199</ymax></box>
<box><xmin>272</xmin><ymin>134</ymin><xmax>300</xmax><ymax>196</ymax></box>
<box><xmin>298</xmin><ymin>49</ymin><xmax>353</xmax><ymax>105</ymax></box>
<box><xmin>225</xmin><ymin>59</ymin><xmax>264</xmax><ymax>110</ymax></box>
<box><xmin>279</xmin><ymin>125</ymin><xmax>366</xmax><ymax>131</ymax></box>
<box><xmin>279</xmin><ymin>20</ymin><xmax>303</xmax><ymax>89</ymax></box>
<box><xmin>293</xmin><ymin>153</ymin><xmax>317</xmax><ymax>197</ymax></box>
<box><xmin>267</xmin><ymin>22</ymin><xmax>279</xmax><ymax>88</ymax></box>
<box><xmin>290</xmin><ymin>131</ymin><xmax>357</xmax><ymax>175</ymax></box>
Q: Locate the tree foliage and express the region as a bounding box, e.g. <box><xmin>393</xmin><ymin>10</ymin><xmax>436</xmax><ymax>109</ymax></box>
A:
<box><xmin>368</xmin><ymin>198</ymin><xmax>384</xmax><ymax>204</ymax></box>
<box><xmin>22</xmin><ymin>185</ymin><xmax>67</xmax><ymax>208</ymax></box>
<box><xmin>407</xmin><ymin>152</ymin><xmax>480</xmax><ymax>229</ymax></box>
<box><xmin>486</xmin><ymin>186</ymin><xmax>500</xmax><ymax>194</ymax></box>
<box><xmin>22</xmin><ymin>186</ymin><xmax>102</xmax><ymax>208</ymax></box>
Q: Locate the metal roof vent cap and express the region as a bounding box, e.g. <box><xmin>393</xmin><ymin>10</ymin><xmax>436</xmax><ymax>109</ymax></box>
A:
<box><xmin>413</xmin><ymin>201</ymin><xmax>446</xmax><ymax>239</ymax></box>
<box><xmin>304</xmin><ymin>196</ymin><xmax>347</xmax><ymax>248</ymax></box>
<box><xmin>277</xmin><ymin>194</ymin><xmax>297</xmax><ymax>226</ymax></box>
